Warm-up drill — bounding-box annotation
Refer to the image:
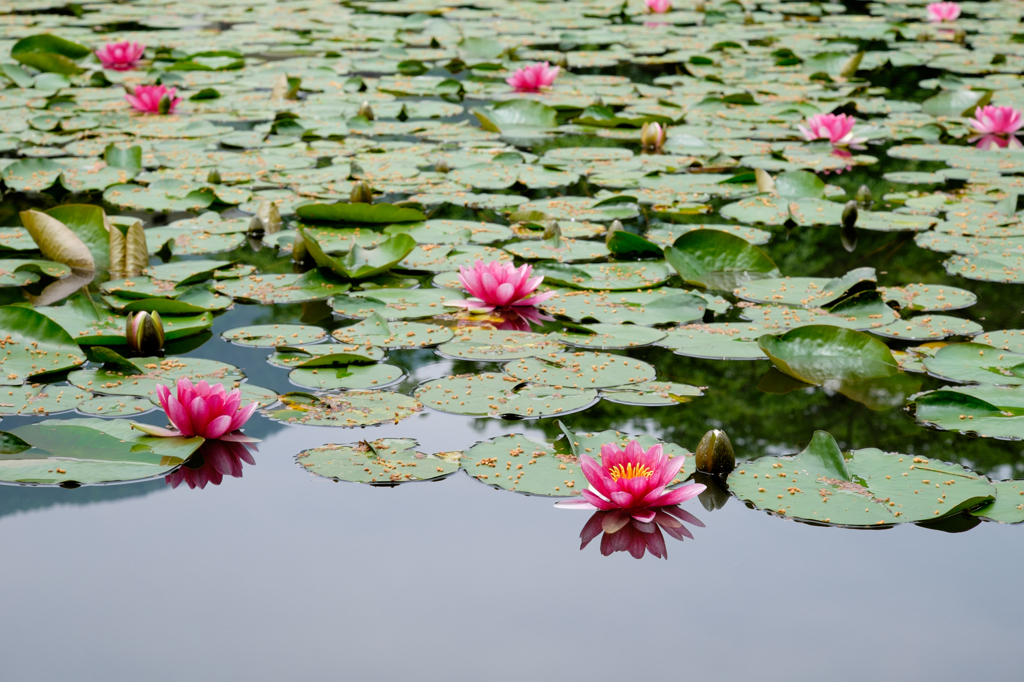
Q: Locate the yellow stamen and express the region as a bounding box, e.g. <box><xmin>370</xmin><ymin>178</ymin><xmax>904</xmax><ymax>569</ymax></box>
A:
<box><xmin>608</xmin><ymin>463</ymin><xmax>653</xmax><ymax>482</ymax></box>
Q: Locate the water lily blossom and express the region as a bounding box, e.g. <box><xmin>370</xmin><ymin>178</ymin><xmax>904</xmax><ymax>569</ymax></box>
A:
<box><xmin>125</xmin><ymin>84</ymin><xmax>180</xmax><ymax>114</ymax></box>
<box><xmin>555</xmin><ymin>440</ymin><xmax>706</xmax><ymax>522</ymax></box>
<box><xmin>645</xmin><ymin>0</ymin><xmax>672</xmax><ymax>12</ymax></box>
<box><xmin>506</xmin><ymin>62</ymin><xmax>559</xmax><ymax>93</ymax></box>
<box><xmin>579</xmin><ymin>506</ymin><xmax>704</xmax><ymax>559</ymax></box>
<box><xmin>797</xmin><ymin>113</ymin><xmax>866</xmax><ymax>147</ymax></box>
<box><xmin>133</xmin><ymin>377</ymin><xmax>257</xmax><ymax>439</ymax></box>
<box><xmin>96</xmin><ymin>41</ymin><xmax>145</xmax><ymax>71</ymax></box>
<box><xmin>967</xmin><ymin>105</ymin><xmax>1023</xmax><ymax>149</ymax></box>
<box><xmin>926</xmin><ymin>2</ymin><xmax>960</xmax><ymax>22</ymax></box>
<box><xmin>450</xmin><ymin>261</ymin><xmax>555</xmax><ymax>312</ymax></box>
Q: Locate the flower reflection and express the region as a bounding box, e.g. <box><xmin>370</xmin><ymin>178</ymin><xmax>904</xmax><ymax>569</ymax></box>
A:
<box><xmin>166</xmin><ymin>439</ymin><xmax>256</xmax><ymax>490</ymax></box>
<box><xmin>492</xmin><ymin>306</ymin><xmax>554</xmax><ymax>331</ymax></box>
<box><xmin>578</xmin><ymin>506</ymin><xmax>704</xmax><ymax>559</ymax></box>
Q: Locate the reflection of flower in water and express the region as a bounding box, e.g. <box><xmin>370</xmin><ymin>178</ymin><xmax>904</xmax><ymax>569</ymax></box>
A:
<box><xmin>492</xmin><ymin>307</ymin><xmax>554</xmax><ymax>332</ymax></box>
<box><xmin>166</xmin><ymin>440</ymin><xmax>256</xmax><ymax>490</ymax></box>
<box><xmin>578</xmin><ymin>506</ymin><xmax>704</xmax><ymax>559</ymax></box>
<box><xmin>822</xmin><ymin>147</ymin><xmax>854</xmax><ymax>176</ymax></box>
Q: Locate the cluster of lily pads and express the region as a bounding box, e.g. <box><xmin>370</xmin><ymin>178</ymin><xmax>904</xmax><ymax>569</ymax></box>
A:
<box><xmin>1</xmin><ymin>0</ymin><xmax>1024</xmax><ymax>531</ymax></box>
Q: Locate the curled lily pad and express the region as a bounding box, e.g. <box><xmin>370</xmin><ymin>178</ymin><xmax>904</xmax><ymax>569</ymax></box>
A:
<box><xmin>728</xmin><ymin>431</ymin><xmax>995</xmax><ymax>527</ymax></box>
<box><xmin>758</xmin><ymin>326</ymin><xmax>899</xmax><ymax>385</ymax></box>
<box><xmin>913</xmin><ymin>386</ymin><xmax>1024</xmax><ymax>439</ymax></box>
<box><xmin>297</xmin><ymin>438</ymin><xmax>459</xmax><ymax>485</ymax></box>
<box><xmin>222</xmin><ymin>324</ymin><xmax>326</xmax><ymax>347</ymax></box>
<box><xmin>0</xmin><ymin>306</ymin><xmax>87</xmax><ymax>385</ymax></box>
<box><xmin>414</xmin><ymin>373</ymin><xmax>598</xmax><ymax>419</ymax></box>
<box><xmin>264</xmin><ymin>390</ymin><xmax>422</xmax><ymax>427</ymax></box>
<box><xmin>0</xmin><ymin>418</ymin><xmax>202</xmax><ymax>486</ymax></box>
<box><xmin>289</xmin><ymin>364</ymin><xmax>405</xmax><ymax>390</ymax></box>
<box><xmin>922</xmin><ymin>343</ymin><xmax>1024</xmax><ymax>386</ymax></box>
<box><xmin>504</xmin><ymin>351</ymin><xmax>657</xmax><ymax>389</ymax></box>
<box><xmin>332</xmin><ymin>315</ymin><xmax>453</xmax><ymax>349</ymax></box>
<box><xmin>435</xmin><ymin>329</ymin><xmax>563</xmax><ymax>361</ymax></box>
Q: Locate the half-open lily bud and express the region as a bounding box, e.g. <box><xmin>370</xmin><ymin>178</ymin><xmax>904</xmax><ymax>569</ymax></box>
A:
<box><xmin>435</xmin><ymin>159</ymin><xmax>451</xmax><ymax>173</ymax></box>
<box><xmin>605</xmin><ymin>219</ymin><xmax>624</xmax><ymax>245</ymax></box>
<box><xmin>350</xmin><ymin>181</ymin><xmax>373</xmax><ymax>204</ymax></box>
<box><xmin>247</xmin><ymin>198</ymin><xmax>282</xmax><ymax>234</ymax></box>
<box><xmin>640</xmin><ymin>121</ymin><xmax>666</xmax><ymax>152</ymax></box>
<box><xmin>126</xmin><ymin>310</ymin><xmax>165</xmax><ymax>353</ymax></box>
<box><xmin>357</xmin><ymin>101</ymin><xmax>374</xmax><ymax>120</ymax></box>
<box><xmin>695</xmin><ymin>429</ymin><xmax>735</xmax><ymax>474</ymax></box>
<box><xmin>207</xmin><ymin>169</ymin><xmax>222</xmax><ymax>184</ymax></box>
<box><xmin>542</xmin><ymin>220</ymin><xmax>561</xmax><ymax>240</ymax></box>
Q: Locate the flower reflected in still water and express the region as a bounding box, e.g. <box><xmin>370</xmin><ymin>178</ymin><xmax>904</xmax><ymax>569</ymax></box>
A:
<box><xmin>578</xmin><ymin>506</ymin><xmax>704</xmax><ymax>559</ymax></box>
<box><xmin>166</xmin><ymin>439</ymin><xmax>256</xmax><ymax>490</ymax></box>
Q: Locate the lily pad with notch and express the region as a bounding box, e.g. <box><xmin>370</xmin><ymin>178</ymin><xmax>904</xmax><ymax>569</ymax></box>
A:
<box><xmin>297</xmin><ymin>438</ymin><xmax>459</xmax><ymax>484</ymax></box>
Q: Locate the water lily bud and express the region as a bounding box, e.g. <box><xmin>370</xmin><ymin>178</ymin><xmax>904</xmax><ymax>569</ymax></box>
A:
<box><xmin>357</xmin><ymin>101</ymin><xmax>374</xmax><ymax>120</ymax></box>
<box><xmin>640</xmin><ymin>121</ymin><xmax>666</xmax><ymax>153</ymax></box>
<box><xmin>842</xmin><ymin>200</ymin><xmax>858</xmax><ymax>230</ymax></box>
<box><xmin>350</xmin><ymin>181</ymin><xmax>373</xmax><ymax>204</ymax></box>
<box><xmin>158</xmin><ymin>95</ymin><xmax>172</xmax><ymax>115</ymax></box>
<box><xmin>126</xmin><ymin>311</ymin><xmax>165</xmax><ymax>353</ymax></box>
<box><xmin>695</xmin><ymin>429</ymin><xmax>735</xmax><ymax>474</ymax></box>
<box><xmin>605</xmin><ymin>219</ymin><xmax>624</xmax><ymax>244</ymax></box>
<box><xmin>743</xmin><ymin>10</ymin><xmax>755</xmax><ymax>24</ymax></box>
<box><xmin>207</xmin><ymin>169</ymin><xmax>222</xmax><ymax>184</ymax></box>
<box><xmin>953</xmin><ymin>28</ymin><xmax>966</xmax><ymax>45</ymax></box>
<box><xmin>292</xmin><ymin>233</ymin><xmax>308</xmax><ymax>262</ymax></box>
<box><xmin>435</xmin><ymin>159</ymin><xmax>451</xmax><ymax>173</ymax></box>
<box><xmin>553</xmin><ymin>53</ymin><xmax>568</xmax><ymax>68</ymax></box>
<box><xmin>694</xmin><ymin>1</ymin><xmax>705</xmax><ymax>11</ymax></box>
<box><xmin>542</xmin><ymin>221</ymin><xmax>561</xmax><ymax>240</ymax></box>
<box><xmin>855</xmin><ymin>184</ymin><xmax>872</xmax><ymax>207</ymax></box>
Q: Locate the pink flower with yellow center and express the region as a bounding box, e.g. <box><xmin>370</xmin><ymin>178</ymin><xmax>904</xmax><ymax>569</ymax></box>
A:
<box><xmin>645</xmin><ymin>0</ymin><xmax>672</xmax><ymax>13</ymax></box>
<box><xmin>506</xmin><ymin>62</ymin><xmax>560</xmax><ymax>93</ymax></box>
<box><xmin>132</xmin><ymin>377</ymin><xmax>257</xmax><ymax>440</ymax></box>
<box><xmin>555</xmin><ymin>440</ymin><xmax>706</xmax><ymax>522</ymax></box>
<box><xmin>96</xmin><ymin>41</ymin><xmax>145</xmax><ymax>71</ymax></box>
<box><xmin>927</xmin><ymin>2</ymin><xmax>960</xmax><ymax>22</ymax></box>
<box><xmin>125</xmin><ymin>84</ymin><xmax>180</xmax><ymax>114</ymax></box>
<box><xmin>797</xmin><ymin>113</ymin><xmax>866</xmax><ymax>147</ymax></box>
<box><xmin>449</xmin><ymin>260</ymin><xmax>555</xmax><ymax>312</ymax></box>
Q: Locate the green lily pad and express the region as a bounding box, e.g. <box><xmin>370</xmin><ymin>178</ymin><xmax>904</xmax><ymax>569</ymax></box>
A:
<box><xmin>436</xmin><ymin>329</ymin><xmax>563</xmax><ymax>361</ymax></box>
<box><xmin>504</xmin><ymin>351</ymin><xmax>657</xmax><ymax>389</ymax></box>
<box><xmin>414</xmin><ymin>373</ymin><xmax>598</xmax><ymax>419</ymax></box>
<box><xmin>533</xmin><ymin>261</ymin><xmax>674</xmax><ymax>290</ymax></box>
<box><xmin>68</xmin><ymin>356</ymin><xmax>244</xmax><ymax>400</ymax></box>
<box><xmin>289</xmin><ymin>363</ymin><xmax>405</xmax><ymax>390</ymax></box>
<box><xmin>601</xmin><ymin>381</ymin><xmax>704</xmax><ymax>406</ymax></box>
<box><xmin>759</xmin><ymin>325</ymin><xmax>899</xmax><ymax>385</ymax></box>
<box><xmin>913</xmin><ymin>386</ymin><xmax>1024</xmax><ymax>439</ymax></box>
<box><xmin>728</xmin><ymin>430</ymin><xmax>995</xmax><ymax>526</ymax></box>
<box><xmin>922</xmin><ymin>343</ymin><xmax>1024</xmax><ymax>386</ymax></box>
<box><xmin>542</xmin><ymin>288</ymin><xmax>706</xmax><ymax>325</ymax></box>
<box><xmin>331</xmin><ymin>315</ymin><xmax>453</xmax><ymax>349</ymax></box>
<box><xmin>973</xmin><ymin>481</ymin><xmax>1024</xmax><ymax>523</ymax></box>
<box><xmin>0</xmin><ymin>418</ymin><xmax>203</xmax><ymax>486</ymax></box>
<box><xmin>222</xmin><ymin>324</ymin><xmax>327</xmax><ymax>347</ymax></box>
<box><xmin>297</xmin><ymin>438</ymin><xmax>459</xmax><ymax>485</ymax></box>
<box><xmin>296</xmin><ymin>202</ymin><xmax>425</xmax><ymax>224</ymax></box>
<box><xmin>215</xmin><ymin>270</ymin><xmax>350</xmax><ymax>304</ymax></box>
<box><xmin>74</xmin><ymin>394</ymin><xmax>157</xmax><ymax>417</ymax></box>
<box><xmin>557</xmin><ymin>323</ymin><xmax>666</xmax><ymax>349</ymax></box>
<box><xmin>264</xmin><ymin>390</ymin><xmax>422</xmax><ymax>427</ymax></box>
<box><xmin>0</xmin><ymin>384</ymin><xmax>91</xmax><ymax>416</ymax></box>
<box><xmin>665</xmin><ymin>229</ymin><xmax>780</xmax><ymax>290</ymax></box>
<box><xmin>267</xmin><ymin>344</ymin><xmax>385</xmax><ymax>369</ymax></box>
<box><xmin>871</xmin><ymin>315</ymin><xmax>983</xmax><ymax>342</ymax></box>
<box><xmin>973</xmin><ymin>330</ymin><xmax>1024</xmax><ymax>354</ymax></box>
<box><xmin>657</xmin><ymin>323</ymin><xmax>770</xmax><ymax>360</ymax></box>
<box><xmin>735</xmin><ymin>269</ymin><xmax>876</xmax><ymax>308</ymax></box>
<box><xmin>879</xmin><ymin>284</ymin><xmax>977</xmax><ymax>312</ymax></box>
<box><xmin>0</xmin><ymin>259</ymin><xmax>71</xmax><ymax>287</ymax></box>
<box><xmin>0</xmin><ymin>306</ymin><xmax>87</xmax><ymax>385</ymax></box>
<box><xmin>333</xmin><ymin>287</ymin><xmax>458</xmax><ymax>320</ymax></box>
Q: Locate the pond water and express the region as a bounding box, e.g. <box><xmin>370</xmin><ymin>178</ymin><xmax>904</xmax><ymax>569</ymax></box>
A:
<box><xmin>2</xmin><ymin>0</ymin><xmax>1024</xmax><ymax>678</ymax></box>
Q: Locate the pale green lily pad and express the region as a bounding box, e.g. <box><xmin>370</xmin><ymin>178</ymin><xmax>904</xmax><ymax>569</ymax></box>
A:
<box><xmin>879</xmin><ymin>284</ymin><xmax>977</xmax><ymax>312</ymax></box>
<box><xmin>267</xmin><ymin>343</ymin><xmax>385</xmax><ymax>369</ymax></box>
<box><xmin>0</xmin><ymin>259</ymin><xmax>70</xmax><ymax>287</ymax></box>
<box><xmin>922</xmin><ymin>343</ymin><xmax>1024</xmax><ymax>386</ymax></box>
<box><xmin>414</xmin><ymin>373</ymin><xmax>598</xmax><ymax>419</ymax></box>
<box><xmin>435</xmin><ymin>329</ymin><xmax>563</xmax><ymax>361</ymax></box>
<box><xmin>542</xmin><ymin>288</ymin><xmax>706</xmax><ymax>325</ymax></box>
<box><xmin>222</xmin><ymin>324</ymin><xmax>326</xmax><ymax>347</ymax></box>
<box><xmin>0</xmin><ymin>306</ymin><xmax>87</xmax><ymax>385</ymax></box>
<box><xmin>215</xmin><ymin>270</ymin><xmax>349</xmax><ymax>304</ymax></box>
<box><xmin>728</xmin><ymin>430</ymin><xmax>995</xmax><ymax>526</ymax></box>
<box><xmin>735</xmin><ymin>269</ymin><xmax>876</xmax><ymax>308</ymax></box>
<box><xmin>264</xmin><ymin>390</ymin><xmax>422</xmax><ymax>427</ymax></box>
<box><xmin>973</xmin><ymin>330</ymin><xmax>1024</xmax><ymax>354</ymax></box>
<box><xmin>557</xmin><ymin>323</ymin><xmax>666</xmax><ymax>349</ymax></box>
<box><xmin>913</xmin><ymin>385</ymin><xmax>1024</xmax><ymax>439</ymax></box>
<box><xmin>504</xmin><ymin>351</ymin><xmax>657</xmax><ymax>389</ymax></box>
<box><xmin>289</xmin><ymin>363</ymin><xmax>405</xmax><ymax>390</ymax></box>
<box><xmin>973</xmin><ymin>481</ymin><xmax>1024</xmax><ymax>523</ymax></box>
<box><xmin>331</xmin><ymin>315</ymin><xmax>454</xmax><ymax>349</ymax></box>
<box><xmin>601</xmin><ymin>381</ymin><xmax>704</xmax><ymax>406</ymax></box>
<box><xmin>658</xmin><ymin>323</ymin><xmax>770</xmax><ymax>360</ymax></box>
<box><xmin>68</xmin><ymin>356</ymin><xmax>244</xmax><ymax>400</ymax></box>
<box><xmin>297</xmin><ymin>438</ymin><xmax>459</xmax><ymax>485</ymax></box>
<box><xmin>332</xmin><ymin>287</ymin><xmax>458</xmax><ymax>320</ymax></box>
<box><xmin>871</xmin><ymin>315</ymin><xmax>983</xmax><ymax>342</ymax></box>
<box><xmin>534</xmin><ymin>261</ymin><xmax>674</xmax><ymax>290</ymax></box>
<box><xmin>0</xmin><ymin>384</ymin><xmax>91</xmax><ymax>416</ymax></box>
<box><xmin>75</xmin><ymin>395</ymin><xmax>157</xmax><ymax>417</ymax></box>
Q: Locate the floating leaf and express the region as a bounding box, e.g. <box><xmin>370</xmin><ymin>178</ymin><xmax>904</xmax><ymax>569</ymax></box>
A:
<box><xmin>222</xmin><ymin>324</ymin><xmax>326</xmax><ymax>347</ymax></box>
<box><xmin>265</xmin><ymin>391</ymin><xmax>422</xmax><ymax>427</ymax></box>
<box><xmin>414</xmin><ymin>373</ymin><xmax>598</xmax><ymax>419</ymax></box>
<box><xmin>504</xmin><ymin>351</ymin><xmax>657</xmax><ymax>389</ymax></box>
<box><xmin>0</xmin><ymin>307</ymin><xmax>86</xmax><ymax>385</ymax></box>
<box><xmin>665</xmin><ymin>229</ymin><xmax>779</xmax><ymax>290</ymax></box>
<box><xmin>758</xmin><ymin>326</ymin><xmax>899</xmax><ymax>385</ymax></box>
<box><xmin>298</xmin><ymin>438</ymin><xmax>459</xmax><ymax>484</ymax></box>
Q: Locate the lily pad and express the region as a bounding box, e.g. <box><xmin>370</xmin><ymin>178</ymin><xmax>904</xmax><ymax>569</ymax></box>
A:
<box><xmin>0</xmin><ymin>306</ymin><xmax>87</xmax><ymax>385</ymax></box>
<box><xmin>542</xmin><ymin>288</ymin><xmax>706</xmax><ymax>326</ymax></box>
<box><xmin>264</xmin><ymin>390</ymin><xmax>422</xmax><ymax>427</ymax></box>
<box><xmin>297</xmin><ymin>438</ymin><xmax>459</xmax><ymax>484</ymax></box>
<box><xmin>557</xmin><ymin>323</ymin><xmax>666</xmax><ymax>349</ymax></box>
<box><xmin>289</xmin><ymin>364</ymin><xmax>405</xmax><ymax>390</ymax></box>
<box><xmin>414</xmin><ymin>373</ymin><xmax>598</xmax><ymax>419</ymax></box>
<box><xmin>665</xmin><ymin>229</ymin><xmax>780</xmax><ymax>290</ymax></box>
<box><xmin>332</xmin><ymin>315</ymin><xmax>454</xmax><ymax>349</ymax></box>
<box><xmin>758</xmin><ymin>326</ymin><xmax>899</xmax><ymax>385</ymax></box>
<box><xmin>222</xmin><ymin>324</ymin><xmax>326</xmax><ymax>347</ymax></box>
<box><xmin>436</xmin><ymin>329</ymin><xmax>563</xmax><ymax>361</ymax></box>
<box><xmin>504</xmin><ymin>351</ymin><xmax>657</xmax><ymax>389</ymax></box>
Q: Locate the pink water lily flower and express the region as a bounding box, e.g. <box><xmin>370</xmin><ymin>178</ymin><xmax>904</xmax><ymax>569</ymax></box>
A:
<box><xmin>506</xmin><ymin>62</ymin><xmax>559</xmax><ymax>93</ymax></box>
<box><xmin>133</xmin><ymin>377</ymin><xmax>257</xmax><ymax>439</ymax></box>
<box><xmin>645</xmin><ymin>0</ymin><xmax>672</xmax><ymax>12</ymax></box>
<box><xmin>798</xmin><ymin>113</ymin><xmax>866</xmax><ymax>147</ymax></box>
<box><xmin>449</xmin><ymin>261</ymin><xmax>555</xmax><ymax>312</ymax></box>
<box><xmin>166</xmin><ymin>440</ymin><xmax>256</xmax><ymax>490</ymax></box>
<box><xmin>96</xmin><ymin>41</ymin><xmax>144</xmax><ymax>71</ymax></box>
<box><xmin>555</xmin><ymin>440</ymin><xmax>706</xmax><ymax>522</ymax></box>
<box><xmin>927</xmin><ymin>2</ymin><xmax>960</xmax><ymax>22</ymax></box>
<box><xmin>579</xmin><ymin>506</ymin><xmax>704</xmax><ymax>559</ymax></box>
<box><xmin>126</xmin><ymin>84</ymin><xmax>180</xmax><ymax>114</ymax></box>
<box><xmin>968</xmin><ymin>105</ymin><xmax>1023</xmax><ymax>137</ymax></box>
